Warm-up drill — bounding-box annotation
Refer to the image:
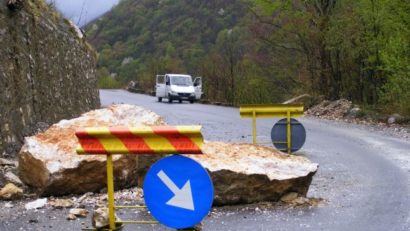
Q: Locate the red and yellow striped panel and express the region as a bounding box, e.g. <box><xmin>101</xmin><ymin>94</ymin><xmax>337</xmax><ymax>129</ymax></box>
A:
<box><xmin>75</xmin><ymin>125</ymin><xmax>203</xmax><ymax>155</ymax></box>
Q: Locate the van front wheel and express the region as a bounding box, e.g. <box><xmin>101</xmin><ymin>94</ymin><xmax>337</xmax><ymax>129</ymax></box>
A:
<box><xmin>158</xmin><ymin>97</ymin><xmax>162</xmax><ymax>102</ymax></box>
<box><xmin>168</xmin><ymin>94</ymin><xmax>173</xmax><ymax>103</ymax></box>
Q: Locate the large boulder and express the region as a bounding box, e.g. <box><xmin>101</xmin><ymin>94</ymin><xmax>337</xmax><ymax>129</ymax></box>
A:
<box><xmin>18</xmin><ymin>104</ymin><xmax>165</xmax><ymax>196</ymax></box>
<box><xmin>191</xmin><ymin>142</ymin><xmax>318</xmax><ymax>205</ymax></box>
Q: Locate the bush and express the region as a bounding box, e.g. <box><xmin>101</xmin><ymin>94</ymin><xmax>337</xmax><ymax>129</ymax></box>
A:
<box><xmin>97</xmin><ymin>75</ymin><xmax>122</xmax><ymax>89</ymax></box>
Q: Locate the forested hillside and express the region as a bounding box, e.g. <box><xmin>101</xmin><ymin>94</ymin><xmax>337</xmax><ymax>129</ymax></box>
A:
<box><xmin>85</xmin><ymin>0</ymin><xmax>410</xmax><ymax>115</ymax></box>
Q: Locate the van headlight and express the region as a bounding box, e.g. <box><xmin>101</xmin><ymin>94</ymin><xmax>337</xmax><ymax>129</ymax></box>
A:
<box><xmin>170</xmin><ymin>91</ymin><xmax>178</xmax><ymax>95</ymax></box>
<box><xmin>190</xmin><ymin>93</ymin><xmax>195</xmax><ymax>96</ymax></box>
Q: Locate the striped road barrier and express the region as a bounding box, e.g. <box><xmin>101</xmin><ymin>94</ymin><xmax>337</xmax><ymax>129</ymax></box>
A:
<box><xmin>75</xmin><ymin>125</ymin><xmax>204</xmax><ymax>231</ymax></box>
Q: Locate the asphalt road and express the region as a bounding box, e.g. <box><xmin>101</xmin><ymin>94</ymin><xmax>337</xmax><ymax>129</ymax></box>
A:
<box><xmin>100</xmin><ymin>90</ymin><xmax>410</xmax><ymax>231</ymax></box>
<box><xmin>1</xmin><ymin>89</ymin><xmax>409</xmax><ymax>231</ymax></box>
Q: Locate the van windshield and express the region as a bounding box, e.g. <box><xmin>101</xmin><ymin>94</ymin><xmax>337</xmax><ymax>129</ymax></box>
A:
<box><xmin>171</xmin><ymin>76</ymin><xmax>193</xmax><ymax>86</ymax></box>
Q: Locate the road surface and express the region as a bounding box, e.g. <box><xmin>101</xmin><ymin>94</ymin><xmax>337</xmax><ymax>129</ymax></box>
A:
<box><xmin>1</xmin><ymin>89</ymin><xmax>409</xmax><ymax>231</ymax></box>
<box><xmin>101</xmin><ymin>90</ymin><xmax>410</xmax><ymax>231</ymax></box>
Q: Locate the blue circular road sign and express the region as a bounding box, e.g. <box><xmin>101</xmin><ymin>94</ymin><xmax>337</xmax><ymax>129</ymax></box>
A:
<box><xmin>143</xmin><ymin>155</ymin><xmax>214</xmax><ymax>229</ymax></box>
<box><xmin>271</xmin><ymin>118</ymin><xmax>306</xmax><ymax>153</ymax></box>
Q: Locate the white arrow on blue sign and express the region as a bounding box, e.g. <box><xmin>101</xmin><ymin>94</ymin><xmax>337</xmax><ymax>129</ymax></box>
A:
<box><xmin>143</xmin><ymin>155</ymin><xmax>214</xmax><ymax>229</ymax></box>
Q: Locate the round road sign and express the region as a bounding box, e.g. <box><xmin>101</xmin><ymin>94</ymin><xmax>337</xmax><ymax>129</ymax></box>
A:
<box><xmin>271</xmin><ymin>118</ymin><xmax>306</xmax><ymax>153</ymax></box>
<box><xmin>143</xmin><ymin>155</ymin><xmax>214</xmax><ymax>229</ymax></box>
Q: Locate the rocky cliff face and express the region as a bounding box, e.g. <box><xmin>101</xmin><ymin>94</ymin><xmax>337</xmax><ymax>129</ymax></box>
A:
<box><xmin>0</xmin><ymin>0</ymin><xmax>100</xmax><ymax>157</ymax></box>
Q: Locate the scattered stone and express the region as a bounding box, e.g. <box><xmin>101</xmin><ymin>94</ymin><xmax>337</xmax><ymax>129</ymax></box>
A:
<box><xmin>280</xmin><ymin>192</ymin><xmax>299</xmax><ymax>203</ymax></box>
<box><xmin>4</xmin><ymin>202</ymin><xmax>13</xmax><ymax>208</ymax></box>
<box><xmin>0</xmin><ymin>183</ymin><xmax>23</xmax><ymax>200</ymax></box>
<box><xmin>18</xmin><ymin>104</ymin><xmax>165</xmax><ymax>196</ymax></box>
<box><xmin>91</xmin><ymin>208</ymin><xmax>109</xmax><ymax>229</ymax></box>
<box><xmin>4</xmin><ymin>171</ymin><xmax>23</xmax><ymax>185</ymax></box>
<box><xmin>92</xmin><ymin>207</ymin><xmax>120</xmax><ymax>229</ymax></box>
<box><xmin>28</xmin><ymin>218</ymin><xmax>39</xmax><ymax>223</ymax></box>
<box><xmin>293</xmin><ymin>197</ymin><xmax>309</xmax><ymax>205</ymax></box>
<box><xmin>190</xmin><ymin>142</ymin><xmax>318</xmax><ymax>205</ymax></box>
<box><xmin>49</xmin><ymin>198</ymin><xmax>74</xmax><ymax>209</ymax></box>
<box><xmin>69</xmin><ymin>208</ymin><xmax>88</xmax><ymax>218</ymax></box>
<box><xmin>66</xmin><ymin>213</ymin><xmax>77</xmax><ymax>220</ymax></box>
<box><xmin>0</xmin><ymin>158</ymin><xmax>17</xmax><ymax>166</ymax></box>
<box><xmin>77</xmin><ymin>192</ymin><xmax>93</xmax><ymax>204</ymax></box>
<box><xmin>388</xmin><ymin>114</ymin><xmax>403</xmax><ymax>124</ymax></box>
<box><xmin>25</xmin><ymin>198</ymin><xmax>48</xmax><ymax>210</ymax></box>
<box><xmin>347</xmin><ymin>106</ymin><xmax>361</xmax><ymax>117</ymax></box>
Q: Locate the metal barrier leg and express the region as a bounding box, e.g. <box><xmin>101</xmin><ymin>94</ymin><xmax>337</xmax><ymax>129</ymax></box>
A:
<box><xmin>106</xmin><ymin>154</ymin><xmax>116</xmax><ymax>230</ymax></box>
<box><xmin>287</xmin><ymin>111</ymin><xmax>291</xmax><ymax>154</ymax></box>
<box><xmin>252</xmin><ymin>111</ymin><xmax>257</xmax><ymax>144</ymax></box>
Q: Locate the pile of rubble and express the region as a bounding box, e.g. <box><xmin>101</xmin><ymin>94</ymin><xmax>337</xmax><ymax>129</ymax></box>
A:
<box><xmin>305</xmin><ymin>99</ymin><xmax>354</xmax><ymax>120</ymax></box>
<box><xmin>0</xmin><ymin>158</ymin><xmax>24</xmax><ymax>200</ymax></box>
<box><xmin>305</xmin><ymin>99</ymin><xmax>409</xmax><ymax>139</ymax></box>
<box><xmin>306</xmin><ymin>99</ymin><xmax>410</xmax><ymax>125</ymax></box>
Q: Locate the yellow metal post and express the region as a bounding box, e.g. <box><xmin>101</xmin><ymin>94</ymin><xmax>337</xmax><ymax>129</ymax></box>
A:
<box><xmin>287</xmin><ymin>111</ymin><xmax>291</xmax><ymax>154</ymax></box>
<box><xmin>252</xmin><ymin>110</ymin><xmax>257</xmax><ymax>144</ymax></box>
<box><xmin>106</xmin><ymin>154</ymin><xmax>116</xmax><ymax>230</ymax></box>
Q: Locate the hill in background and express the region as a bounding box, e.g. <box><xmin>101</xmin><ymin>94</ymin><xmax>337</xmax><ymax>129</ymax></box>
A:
<box><xmin>85</xmin><ymin>0</ymin><xmax>410</xmax><ymax>115</ymax></box>
<box><xmin>84</xmin><ymin>0</ymin><xmax>296</xmax><ymax>104</ymax></box>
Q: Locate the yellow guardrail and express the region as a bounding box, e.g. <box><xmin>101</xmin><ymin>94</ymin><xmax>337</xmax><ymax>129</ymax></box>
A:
<box><xmin>239</xmin><ymin>104</ymin><xmax>304</xmax><ymax>154</ymax></box>
<box><xmin>75</xmin><ymin>126</ymin><xmax>204</xmax><ymax>231</ymax></box>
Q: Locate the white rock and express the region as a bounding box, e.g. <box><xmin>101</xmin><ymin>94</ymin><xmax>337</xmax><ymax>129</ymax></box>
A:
<box><xmin>18</xmin><ymin>104</ymin><xmax>165</xmax><ymax>196</ymax></box>
<box><xmin>388</xmin><ymin>113</ymin><xmax>402</xmax><ymax>124</ymax></box>
<box><xmin>190</xmin><ymin>142</ymin><xmax>318</xmax><ymax>205</ymax></box>
<box><xmin>25</xmin><ymin>198</ymin><xmax>48</xmax><ymax>210</ymax></box>
<box><xmin>0</xmin><ymin>158</ymin><xmax>17</xmax><ymax>166</ymax></box>
<box><xmin>4</xmin><ymin>171</ymin><xmax>23</xmax><ymax>185</ymax></box>
<box><xmin>69</xmin><ymin>208</ymin><xmax>88</xmax><ymax>217</ymax></box>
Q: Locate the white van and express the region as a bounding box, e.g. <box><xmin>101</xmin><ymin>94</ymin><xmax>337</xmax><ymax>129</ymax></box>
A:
<box><xmin>155</xmin><ymin>74</ymin><xmax>202</xmax><ymax>103</ymax></box>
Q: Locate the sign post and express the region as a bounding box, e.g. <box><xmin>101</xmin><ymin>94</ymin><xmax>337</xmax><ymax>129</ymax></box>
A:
<box><xmin>239</xmin><ymin>104</ymin><xmax>304</xmax><ymax>154</ymax></box>
<box><xmin>75</xmin><ymin>125</ymin><xmax>209</xmax><ymax>230</ymax></box>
